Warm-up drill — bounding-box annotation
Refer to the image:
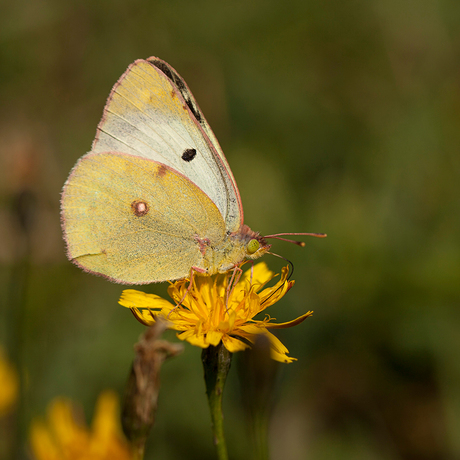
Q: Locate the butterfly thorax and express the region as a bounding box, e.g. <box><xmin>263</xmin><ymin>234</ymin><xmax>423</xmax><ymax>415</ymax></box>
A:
<box><xmin>200</xmin><ymin>225</ymin><xmax>271</xmax><ymax>275</ymax></box>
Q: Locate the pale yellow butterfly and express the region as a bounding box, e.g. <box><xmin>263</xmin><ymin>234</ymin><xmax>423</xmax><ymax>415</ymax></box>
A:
<box><xmin>61</xmin><ymin>57</ymin><xmax>325</xmax><ymax>284</ymax></box>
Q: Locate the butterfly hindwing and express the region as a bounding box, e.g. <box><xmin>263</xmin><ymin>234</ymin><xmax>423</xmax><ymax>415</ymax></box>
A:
<box><xmin>62</xmin><ymin>152</ymin><xmax>226</xmax><ymax>284</ymax></box>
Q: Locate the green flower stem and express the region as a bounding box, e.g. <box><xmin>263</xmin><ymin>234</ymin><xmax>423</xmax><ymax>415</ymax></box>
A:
<box><xmin>202</xmin><ymin>343</ymin><xmax>232</xmax><ymax>460</ymax></box>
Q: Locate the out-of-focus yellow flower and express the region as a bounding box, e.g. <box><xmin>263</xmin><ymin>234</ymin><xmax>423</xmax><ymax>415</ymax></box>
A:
<box><xmin>0</xmin><ymin>347</ymin><xmax>18</xmax><ymax>416</ymax></box>
<box><xmin>119</xmin><ymin>263</ymin><xmax>313</xmax><ymax>363</ymax></box>
<box><xmin>29</xmin><ymin>390</ymin><xmax>133</xmax><ymax>460</ymax></box>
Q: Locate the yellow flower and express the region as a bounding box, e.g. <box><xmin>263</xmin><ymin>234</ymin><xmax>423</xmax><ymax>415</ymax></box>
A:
<box><xmin>119</xmin><ymin>263</ymin><xmax>313</xmax><ymax>363</ymax></box>
<box><xmin>0</xmin><ymin>347</ymin><xmax>18</xmax><ymax>416</ymax></box>
<box><xmin>29</xmin><ymin>390</ymin><xmax>133</xmax><ymax>460</ymax></box>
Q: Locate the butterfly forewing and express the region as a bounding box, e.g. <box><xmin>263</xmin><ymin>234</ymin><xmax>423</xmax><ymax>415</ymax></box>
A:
<box><xmin>146</xmin><ymin>57</ymin><xmax>237</xmax><ymax>187</ymax></box>
<box><xmin>91</xmin><ymin>58</ymin><xmax>242</xmax><ymax>234</ymax></box>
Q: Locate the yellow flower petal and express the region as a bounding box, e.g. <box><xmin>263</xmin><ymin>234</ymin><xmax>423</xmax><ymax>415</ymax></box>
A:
<box><xmin>178</xmin><ymin>330</ymin><xmax>208</xmax><ymax>348</ymax></box>
<box><xmin>206</xmin><ymin>330</ymin><xmax>224</xmax><ymax>346</ymax></box>
<box><xmin>242</xmin><ymin>262</ymin><xmax>274</xmax><ymax>291</ymax></box>
<box><xmin>238</xmin><ymin>323</ymin><xmax>264</xmax><ymax>336</ymax></box>
<box><xmin>265</xmin><ymin>311</ymin><xmax>313</xmax><ymax>329</ymax></box>
<box><xmin>263</xmin><ymin>331</ymin><xmax>297</xmax><ymax>363</ymax></box>
<box><xmin>270</xmin><ymin>349</ymin><xmax>297</xmax><ymax>363</ymax></box>
<box><xmin>222</xmin><ymin>335</ymin><xmax>250</xmax><ymax>353</ymax></box>
<box><xmin>259</xmin><ymin>279</ymin><xmax>294</xmax><ymax>309</ymax></box>
<box><xmin>263</xmin><ymin>330</ymin><xmax>290</xmax><ymax>355</ymax></box>
<box><xmin>119</xmin><ymin>289</ymin><xmax>174</xmax><ymax>311</ymax></box>
<box><xmin>130</xmin><ymin>307</ymin><xmax>156</xmax><ymax>326</ymax></box>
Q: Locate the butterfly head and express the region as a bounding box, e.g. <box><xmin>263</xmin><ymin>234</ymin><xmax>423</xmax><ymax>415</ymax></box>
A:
<box><xmin>244</xmin><ymin>234</ymin><xmax>271</xmax><ymax>260</ymax></box>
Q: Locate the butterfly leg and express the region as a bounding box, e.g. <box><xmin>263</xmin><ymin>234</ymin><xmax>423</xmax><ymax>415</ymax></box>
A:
<box><xmin>247</xmin><ymin>260</ymin><xmax>255</xmax><ymax>285</ymax></box>
<box><xmin>228</xmin><ymin>260</ymin><xmax>256</xmax><ymax>307</ymax></box>
<box><xmin>168</xmin><ymin>266</ymin><xmax>205</xmax><ymax>318</ymax></box>
<box><xmin>225</xmin><ymin>265</ymin><xmax>243</xmax><ymax>312</ymax></box>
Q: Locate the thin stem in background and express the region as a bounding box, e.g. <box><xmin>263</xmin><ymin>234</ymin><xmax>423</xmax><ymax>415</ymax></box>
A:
<box><xmin>6</xmin><ymin>189</ymin><xmax>37</xmax><ymax>460</ymax></box>
<box><xmin>238</xmin><ymin>335</ymin><xmax>279</xmax><ymax>460</ymax></box>
<box><xmin>122</xmin><ymin>320</ymin><xmax>183</xmax><ymax>460</ymax></box>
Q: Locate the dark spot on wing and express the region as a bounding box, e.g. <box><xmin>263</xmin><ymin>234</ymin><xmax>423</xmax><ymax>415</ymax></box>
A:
<box><xmin>156</xmin><ymin>164</ymin><xmax>167</xmax><ymax>178</ymax></box>
<box><xmin>182</xmin><ymin>148</ymin><xmax>197</xmax><ymax>162</ymax></box>
<box><xmin>131</xmin><ymin>200</ymin><xmax>149</xmax><ymax>217</ymax></box>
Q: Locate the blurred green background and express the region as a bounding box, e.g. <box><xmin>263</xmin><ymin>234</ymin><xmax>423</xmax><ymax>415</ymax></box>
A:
<box><xmin>1</xmin><ymin>0</ymin><xmax>460</xmax><ymax>458</ymax></box>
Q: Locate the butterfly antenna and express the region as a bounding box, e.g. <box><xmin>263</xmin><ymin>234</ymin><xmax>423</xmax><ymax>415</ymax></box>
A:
<box><xmin>267</xmin><ymin>251</ymin><xmax>294</xmax><ymax>280</ymax></box>
<box><xmin>258</xmin><ymin>252</ymin><xmax>295</xmax><ymax>307</ymax></box>
<box><xmin>264</xmin><ymin>232</ymin><xmax>327</xmax><ymax>247</ymax></box>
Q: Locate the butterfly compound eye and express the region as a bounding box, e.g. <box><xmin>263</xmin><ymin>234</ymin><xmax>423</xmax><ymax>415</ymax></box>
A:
<box><xmin>247</xmin><ymin>239</ymin><xmax>260</xmax><ymax>255</ymax></box>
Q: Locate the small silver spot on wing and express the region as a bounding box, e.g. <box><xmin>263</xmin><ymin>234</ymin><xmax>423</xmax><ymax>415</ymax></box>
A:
<box><xmin>131</xmin><ymin>200</ymin><xmax>149</xmax><ymax>217</ymax></box>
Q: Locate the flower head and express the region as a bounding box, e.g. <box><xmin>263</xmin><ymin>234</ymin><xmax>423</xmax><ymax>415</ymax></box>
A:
<box><xmin>119</xmin><ymin>263</ymin><xmax>313</xmax><ymax>363</ymax></box>
<box><xmin>29</xmin><ymin>390</ymin><xmax>133</xmax><ymax>460</ymax></box>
